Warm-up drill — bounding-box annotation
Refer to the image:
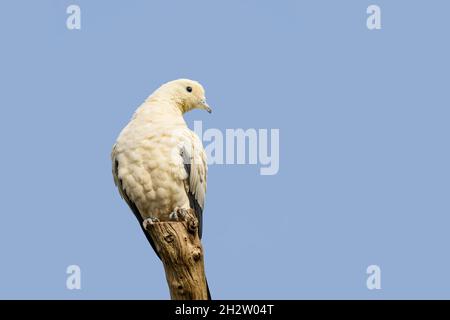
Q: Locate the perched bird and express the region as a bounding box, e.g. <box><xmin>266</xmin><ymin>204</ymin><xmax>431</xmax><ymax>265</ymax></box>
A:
<box><xmin>111</xmin><ymin>79</ymin><xmax>211</xmax><ymax>298</ymax></box>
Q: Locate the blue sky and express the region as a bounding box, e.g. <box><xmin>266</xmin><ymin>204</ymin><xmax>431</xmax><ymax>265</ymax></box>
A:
<box><xmin>0</xmin><ymin>0</ymin><xmax>449</xmax><ymax>299</ymax></box>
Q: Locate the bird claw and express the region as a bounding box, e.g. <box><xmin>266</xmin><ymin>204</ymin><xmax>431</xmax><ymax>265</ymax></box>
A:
<box><xmin>169</xmin><ymin>207</ymin><xmax>189</xmax><ymax>221</ymax></box>
<box><xmin>176</xmin><ymin>208</ymin><xmax>189</xmax><ymax>219</ymax></box>
<box><xmin>169</xmin><ymin>211</ymin><xmax>179</xmax><ymax>221</ymax></box>
<box><xmin>143</xmin><ymin>217</ymin><xmax>160</xmax><ymax>229</ymax></box>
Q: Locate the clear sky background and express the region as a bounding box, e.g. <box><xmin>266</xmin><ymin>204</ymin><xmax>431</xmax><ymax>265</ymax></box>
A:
<box><xmin>0</xmin><ymin>0</ymin><xmax>449</xmax><ymax>299</ymax></box>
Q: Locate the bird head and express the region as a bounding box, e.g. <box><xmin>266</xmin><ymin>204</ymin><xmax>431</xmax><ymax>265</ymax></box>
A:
<box><xmin>156</xmin><ymin>79</ymin><xmax>212</xmax><ymax>114</ymax></box>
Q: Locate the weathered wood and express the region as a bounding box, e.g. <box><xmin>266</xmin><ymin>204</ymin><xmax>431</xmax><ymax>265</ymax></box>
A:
<box><xmin>143</xmin><ymin>209</ymin><xmax>208</xmax><ymax>300</ymax></box>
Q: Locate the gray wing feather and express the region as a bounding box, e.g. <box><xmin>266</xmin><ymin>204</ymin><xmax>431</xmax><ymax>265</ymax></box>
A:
<box><xmin>181</xmin><ymin>144</ymin><xmax>206</xmax><ymax>239</ymax></box>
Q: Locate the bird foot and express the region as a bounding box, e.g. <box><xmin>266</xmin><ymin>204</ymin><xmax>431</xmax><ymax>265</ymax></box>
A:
<box><xmin>169</xmin><ymin>207</ymin><xmax>189</xmax><ymax>221</ymax></box>
<box><xmin>177</xmin><ymin>208</ymin><xmax>189</xmax><ymax>219</ymax></box>
<box><xmin>169</xmin><ymin>211</ymin><xmax>179</xmax><ymax>221</ymax></box>
<box><xmin>142</xmin><ymin>217</ymin><xmax>160</xmax><ymax>229</ymax></box>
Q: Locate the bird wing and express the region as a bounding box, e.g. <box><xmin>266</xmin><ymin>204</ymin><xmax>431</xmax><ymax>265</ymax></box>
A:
<box><xmin>180</xmin><ymin>132</ymin><xmax>208</xmax><ymax>238</ymax></box>
<box><xmin>111</xmin><ymin>143</ymin><xmax>161</xmax><ymax>258</ymax></box>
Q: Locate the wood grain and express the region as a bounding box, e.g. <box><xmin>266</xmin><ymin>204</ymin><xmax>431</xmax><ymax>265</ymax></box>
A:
<box><xmin>144</xmin><ymin>209</ymin><xmax>209</xmax><ymax>300</ymax></box>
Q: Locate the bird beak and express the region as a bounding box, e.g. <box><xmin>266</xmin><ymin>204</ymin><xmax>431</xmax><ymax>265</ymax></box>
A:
<box><xmin>199</xmin><ymin>99</ymin><xmax>212</xmax><ymax>114</ymax></box>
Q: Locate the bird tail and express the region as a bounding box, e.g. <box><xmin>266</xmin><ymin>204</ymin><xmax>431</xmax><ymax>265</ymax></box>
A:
<box><xmin>206</xmin><ymin>277</ymin><xmax>211</xmax><ymax>300</ymax></box>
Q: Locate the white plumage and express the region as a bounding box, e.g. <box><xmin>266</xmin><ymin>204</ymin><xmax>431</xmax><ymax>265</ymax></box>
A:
<box><xmin>112</xmin><ymin>79</ymin><xmax>210</xmax><ymax>238</ymax></box>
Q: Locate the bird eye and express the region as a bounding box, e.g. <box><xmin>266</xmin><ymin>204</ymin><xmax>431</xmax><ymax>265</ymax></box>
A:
<box><xmin>186</xmin><ymin>86</ymin><xmax>192</xmax><ymax>93</ymax></box>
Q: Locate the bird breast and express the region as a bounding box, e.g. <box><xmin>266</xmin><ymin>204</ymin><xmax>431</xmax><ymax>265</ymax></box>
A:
<box><xmin>115</xmin><ymin>121</ymin><xmax>191</xmax><ymax>220</ymax></box>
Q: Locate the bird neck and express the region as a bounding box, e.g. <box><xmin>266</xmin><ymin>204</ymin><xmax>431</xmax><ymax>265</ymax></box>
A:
<box><xmin>133</xmin><ymin>97</ymin><xmax>186</xmax><ymax>125</ymax></box>
<box><xmin>145</xmin><ymin>92</ymin><xmax>188</xmax><ymax>115</ymax></box>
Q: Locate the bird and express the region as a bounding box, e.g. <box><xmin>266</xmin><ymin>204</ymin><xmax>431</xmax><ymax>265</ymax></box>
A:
<box><xmin>111</xmin><ymin>79</ymin><xmax>211</xmax><ymax>298</ymax></box>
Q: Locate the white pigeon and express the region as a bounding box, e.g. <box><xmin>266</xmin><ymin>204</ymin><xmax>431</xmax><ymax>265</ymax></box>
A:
<box><xmin>111</xmin><ymin>79</ymin><xmax>211</xmax><ymax>296</ymax></box>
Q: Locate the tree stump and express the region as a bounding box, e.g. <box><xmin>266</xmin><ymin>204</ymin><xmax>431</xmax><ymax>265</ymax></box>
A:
<box><xmin>143</xmin><ymin>209</ymin><xmax>209</xmax><ymax>300</ymax></box>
